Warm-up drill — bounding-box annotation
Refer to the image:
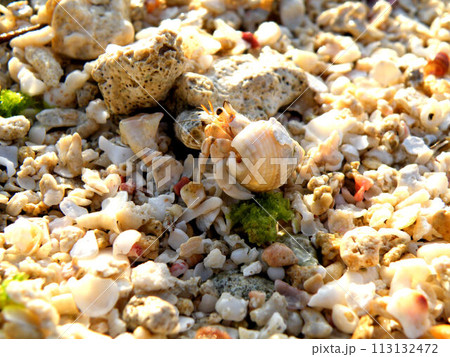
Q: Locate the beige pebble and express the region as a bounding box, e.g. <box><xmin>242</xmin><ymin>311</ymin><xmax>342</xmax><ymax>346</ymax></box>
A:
<box><xmin>303</xmin><ymin>273</ymin><xmax>324</xmax><ymax>294</ymax></box>
<box><xmin>179</xmin><ymin>236</ymin><xmax>204</xmax><ymax>258</ymax></box>
<box><xmin>261</xmin><ymin>243</ymin><xmax>298</xmax><ymax>267</ymax></box>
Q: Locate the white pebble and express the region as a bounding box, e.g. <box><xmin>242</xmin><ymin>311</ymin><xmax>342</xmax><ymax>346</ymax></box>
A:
<box><xmin>417</xmin><ymin>243</ymin><xmax>450</xmax><ymax>264</ymax></box>
<box><xmin>131</xmin><ymin>261</ymin><xmax>174</xmax><ymax>293</ymax></box>
<box><xmin>28</xmin><ymin>124</ymin><xmax>46</xmax><ymax>144</ymax></box>
<box><xmin>168</xmin><ymin>228</ymin><xmax>189</xmax><ymax>250</ymax></box>
<box><xmin>198</xmin><ymin>294</ymin><xmax>218</xmax><ymax>313</ymax></box>
<box><xmin>242</xmin><ymin>261</ymin><xmax>263</xmax><ymax>277</ymax></box>
<box><xmin>291</xmin><ymin>49</ymin><xmax>318</xmax><ymax>73</ymax></box>
<box><xmin>178</xmin><ymin>316</ymin><xmax>195</xmax><ymax>333</ymax></box>
<box><xmin>258</xmin><ymin>312</ymin><xmax>287</xmax><ymax>338</ymax></box>
<box><xmin>254</xmin><ymin>22</ymin><xmax>281</xmax><ymax>47</ymax></box>
<box><xmin>154</xmin><ymin>249</ymin><xmax>179</xmax><ymax>264</ymax></box>
<box><xmin>386</xmin><ymin>288</ymin><xmax>430</xmax><ymax>339</ymax></box>
<box><xmin>193</xmin><ymin>262</ymin><xmax>213</xmax><ymax>282</ymax></box>
<box><xmin>280</xmin><ymin>0</ymin><xmax>305</xmax><ymax>30</ymax></box>
<box><xmin>0</xmin><ymin>146</ymin><xmax>18</xmax><ymax>177</ymax></box>
<box><xmin>286</xmin><ymin>311</ymin><xmax>303</xmax><ymax>336</ymax></box>
<box><xmin>86</xmin><ymin>99</ymin><xmax>110</xmax><ymax>124</ymax></box>
<box><xmin>403</xmin><ymin>136</ymin><xmax>433</xmax><ymax>164</ymax></box>
<box><xmin>204</xmin><ymin>248</ymin><xmax>226</xmax><ymax>269</ymax></box>
<box><xmin>10</xmin><ymin>26</ymin><xmax>54</xmax><ymax>48</ymax></box>
<box><xmin>4</xmin><ymin>217</ymin><xmax>42</xmax><ymax>254</ymax></box>
<box><xmin>215</xmin><ymin>293</ymin><xmax>248</xmax><ymax>322</ymax></box>
<box><xmin>230</xmin><ymin>247</ymin><xmax>258</xmax><ymax>265</ymax></box>
<box><xmin>267</xmin><ymin>267</ymin><xmax>285</xmax><ymax>281</ymax></box>
<box><xmin>60</xmin><ymin>198</ymin><xmax>89</xmax><ymax>219</ymax></box>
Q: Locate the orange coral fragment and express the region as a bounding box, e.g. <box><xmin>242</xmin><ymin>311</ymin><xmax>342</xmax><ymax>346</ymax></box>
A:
<box><xmin>354</xmin><ymin>174</ymin><xmax>373</xmax><ymax>202</ymax></box>
<box><xmin>195</xmin><ymin>326</ymin><xmax>232</xmax><ymax>339</ymax></box>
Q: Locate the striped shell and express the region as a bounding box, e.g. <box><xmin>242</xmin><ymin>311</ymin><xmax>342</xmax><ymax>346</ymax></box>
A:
<box><xmin>231</xmin><ymin>118</ymin><xmax>304</xmax><ymax>191</ymax></box>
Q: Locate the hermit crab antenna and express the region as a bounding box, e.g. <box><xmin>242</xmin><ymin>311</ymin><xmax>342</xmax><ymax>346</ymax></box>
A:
<box><xmin>200</xmin><ymin>100</ymin><xmax>215</xmax><ymax>116</ymax></box>
<box><xmin>208</xmin><ymin>100</ymin><xmax>214</xmax><ymax>114</ymax></box>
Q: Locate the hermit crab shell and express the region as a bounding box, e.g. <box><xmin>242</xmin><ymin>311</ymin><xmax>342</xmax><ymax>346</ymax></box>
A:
<box><xmin>175</xmin><ymin>110</ymin><xmax>209</xmax><ymax>150</ymax></box>
<box><xmin>229</xmin><ymin>117</ymin><xmax>304</xmax><ymax>192</ymax></box>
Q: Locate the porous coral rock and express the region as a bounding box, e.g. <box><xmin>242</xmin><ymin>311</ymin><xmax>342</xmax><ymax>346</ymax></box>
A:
<box><xmin>122</xmin><ymin>295</ymin><xmax>179</xmax><ymax>335</ymax></box>
<box><xmin>174</xmin><ymin>47</ymin><xmax>308</xmax><ymax>120</ymax></box>
<box><xmin>54</xmin><ymin>133</ymin><xmax>83</xmax><ymax>178</ymax></box>
<box><xmin>0</xmin><ymin>115</ymin><xmax>30</xmax><ymax>141</ymax></box>
<box><xmin>51</xmin><ymin>0</ymin><xmax>134</xmax><ymax>60</ymax></box>
<box><xmin>131</xmin><ymin>261</ymin><xmax>174</xmax><ymax>293</ymax></box>
<box><xmin>340</xmin><ymin>227</ymin><xmax>382</xmax><ymax>271</ymax></box>
<box><xmin>92</xmin><ymin>29</ymin><xmax>186</xmax><ymax>115</ymax></box>
<box><xmin>24</xmin><ymin>46</ymin><xmax>63</xmax><ymax>88</ymax></box>
<box><xmin>317</xmin><ymin>2</ymin><xmax>384</xmax><ymax>43</ymax></box>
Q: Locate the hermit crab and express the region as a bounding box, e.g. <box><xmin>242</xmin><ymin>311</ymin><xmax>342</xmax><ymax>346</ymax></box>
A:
<box><xmin>200</xmin><ymin>101</ymin><xmax>304</xmax><ymax>199</ymax></box>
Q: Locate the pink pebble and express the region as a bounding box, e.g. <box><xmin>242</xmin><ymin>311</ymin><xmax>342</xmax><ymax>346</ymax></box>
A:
<box><xmin>170</xmin><ymin>259</ymin><xmax>188</xmax><ymax>277</ymax></box>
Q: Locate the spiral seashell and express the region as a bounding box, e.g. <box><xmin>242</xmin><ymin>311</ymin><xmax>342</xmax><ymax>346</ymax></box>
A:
<box><xmin>424</xmin><ymin>52</ymin><xmax>449</xmax><ymax>78</ymax></box>
<box><xmin>231</xmin><ymin>118</ymin><xmax>304</xmax><ymax>191</ymax></box>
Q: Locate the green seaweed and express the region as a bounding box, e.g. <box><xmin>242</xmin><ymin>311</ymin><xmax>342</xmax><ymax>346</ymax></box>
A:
<box><xmin>0</xmin><ymin>273</ymin><xmax>29</xmax><ymax>310</ymax></box>
<box><xmin>228</xmin><ymin>192</ymin><xmax>293</xmax><ymax>246</ymax></box>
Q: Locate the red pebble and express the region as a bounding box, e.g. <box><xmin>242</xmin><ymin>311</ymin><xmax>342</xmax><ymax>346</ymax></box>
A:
<box><xmin>145</xmin><ymin>0</ymin><xmax>159</xmax><ymax>13</ymax></box>
<box><xmin>353</xmin><ymin>174</ymin><xmax>373</xmax><ymax>202</ymax></box>
<box><xmin>174</xmin><ymin>176</ymin><xmax>190</xmax><ymax>196</ymax></box>
<box><xmin>128</xmin><ymin>242</ymin><xmax>144</xmax><ymax>257</ymax></box>
<box><xmin>424</xmin><ymin>52</ymin><xmax>449</xmax><ymax>78</ymax></box>
<box><xmin>170</xmin><ymin>259</ymin><xmax>189</xmax><ymax>277</ymax></box>
<box><xmin>242</xmin><ymin>32</ymin><xmax>259</xmax><ymax>49</ymax></box>
<box><xmin>119</xmin><ymin>180</ymin><xmax>136</xmax><ymax>195</ymax></box>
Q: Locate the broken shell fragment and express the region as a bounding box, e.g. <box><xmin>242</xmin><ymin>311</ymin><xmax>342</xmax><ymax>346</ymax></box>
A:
<box><xmin>119</xmin><ymin>113</ymin><xmax>163</xmax><ymax>154</ymax></box>
<box><xmin>386</xmin><ymin>288</ymin><xmax>430</xmax><ymax>339</ymax></box>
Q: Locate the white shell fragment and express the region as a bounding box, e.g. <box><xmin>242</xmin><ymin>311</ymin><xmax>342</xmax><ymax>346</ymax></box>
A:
<box><xmin>0</xmin><ymin>145</ymin><xmax>18</xmax><ymax>177</ymax></box>
<box><xmin>70</xmin><ymin>230</ymin><xmax>99</xmax><ymax>259</ymax></box>
<box><xmin>98</xmin><ymin>136</ymin><xmax>134</xmax><ymax>166</ymax></box>
<box><xmin>69</xmin><ymin>274</ymin><xmax>120</xmax><ymax>318</ymax></box>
